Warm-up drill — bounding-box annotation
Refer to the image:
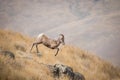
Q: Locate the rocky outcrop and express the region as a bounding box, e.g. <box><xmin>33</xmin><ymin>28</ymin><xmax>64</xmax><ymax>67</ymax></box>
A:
<box><xmin>0</xmin><ymin>51</ymin><xmax>15</xmax><ymax>59</ymax></box>
<box><xmin>47</xmin><ymin>64</ymin><xmax>85</xmax><ymax>80</ymax></box>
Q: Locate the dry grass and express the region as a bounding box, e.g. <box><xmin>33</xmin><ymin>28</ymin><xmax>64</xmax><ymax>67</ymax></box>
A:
<box><xmin>0</xmin><ymin>29</ymin><xmax>120</xmax><ymax>80</ymax></box>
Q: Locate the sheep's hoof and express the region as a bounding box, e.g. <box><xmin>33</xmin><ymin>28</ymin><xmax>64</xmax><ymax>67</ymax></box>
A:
<box><xmin>37</xmin><ymin>53</ymin><xmax>42</xmax><ymax>57</ymax></box>
<box><xmin>55</xmin><ymin>53</ymin><xmax>58</xmax><ymax>56</ymax></box>
<box><xmin>55</xmin><ymin>54</ymin><xmax>57</xmax><ymax>56</ymax></box>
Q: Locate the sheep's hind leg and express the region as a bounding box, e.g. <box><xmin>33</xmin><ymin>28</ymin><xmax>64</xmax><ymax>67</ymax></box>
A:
<box><xmin>30</xmin><ymin>43</ymin><xmax>36</xmax><ymax>52</ymax></box>
<box><xmin>36</xmin><ymin>44</ymin><xmax>39</xmax><ymax>53</ymax></box>
<box><xmin>35</xmin><ymin>42</ymin><xmax>42</xmax><ymax>56</ymax></box>
<box><xmin>36</xmin><ymin>44</ymin><xmax>41</xmax><ymax>56</ymax></box>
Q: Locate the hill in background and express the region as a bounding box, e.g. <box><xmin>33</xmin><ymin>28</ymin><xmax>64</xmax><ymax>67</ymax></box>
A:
<box><xmin>0</xmin><ymin>29</ymin><xmax>120</xmax><ymax>80</ymax></box>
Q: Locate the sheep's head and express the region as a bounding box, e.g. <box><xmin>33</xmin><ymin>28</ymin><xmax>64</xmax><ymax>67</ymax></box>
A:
<box><xmin>59</xmin><ymin>34</ymin><xmax>65</xmax><ymax>45</ymax></box>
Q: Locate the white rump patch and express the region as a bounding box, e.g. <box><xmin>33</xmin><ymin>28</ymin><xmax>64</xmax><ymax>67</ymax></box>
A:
<box><xmin>38</xmin><ymin>33</ymin><xmax>44</xmax><ymax>38</ymax></box>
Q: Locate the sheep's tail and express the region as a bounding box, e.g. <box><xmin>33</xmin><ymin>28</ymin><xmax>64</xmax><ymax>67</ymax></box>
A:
<box><xmin>36</xmin><ymin>33</ymin><xmax>44</xmax><ymax>42</ymax></box>
<box><xmin>37</xmin><ymin>33</ymin><xmax>44</xmax><ymax>38</ymax></box>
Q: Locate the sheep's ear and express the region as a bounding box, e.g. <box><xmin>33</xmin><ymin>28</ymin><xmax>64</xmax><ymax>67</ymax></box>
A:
<box><xmin>59</xmin><ymin>34</ymin><xmax>63</xmax><ymax>38</ymax></box>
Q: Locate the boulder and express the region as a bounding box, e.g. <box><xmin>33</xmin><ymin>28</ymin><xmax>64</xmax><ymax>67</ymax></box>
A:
<box><xmin>73</xmin><ymin>72</ymin><xmax>85</xmax><ymax>80</ymax></box>
<box><xmin>0</xmin><ymin>51</ymin><xmax>15</xmax><ymax>59</ymax></box>
<box><xmin>51</xmin><ymin>64</ymin><xmax>85</xmax><ymax>80</ymax></box>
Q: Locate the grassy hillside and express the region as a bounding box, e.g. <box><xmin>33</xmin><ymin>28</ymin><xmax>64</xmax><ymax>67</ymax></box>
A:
<box><xmin>0</xmin><ymin>29</ymin><xmax>120</xmax><ymax>80</ymax></box>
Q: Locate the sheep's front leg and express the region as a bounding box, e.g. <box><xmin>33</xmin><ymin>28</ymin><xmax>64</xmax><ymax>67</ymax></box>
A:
<box><xmin>55</xmin><ymin>48</ymin><xmax>59</xmax><ymax>56</ymax></box>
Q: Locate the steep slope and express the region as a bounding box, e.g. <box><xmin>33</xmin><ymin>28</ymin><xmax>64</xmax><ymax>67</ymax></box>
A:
<box><xmin>0</xmin><ymin>29</ymin><xmax>120</xmax><ymax>80</ymax></box>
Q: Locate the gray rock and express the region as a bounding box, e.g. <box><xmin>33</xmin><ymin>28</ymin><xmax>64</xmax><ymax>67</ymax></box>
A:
<box><xmin>51</xmin><ymin>64</ymin><xmax>85</xmax><ymax>80</ymax></box>
<box><xmin>40</xmin><ymin>63</ymin><xmax>85</xmax><ymax>80</ymax></box>
<box><xmin>73</xmin><ymin>72</ymin><xmax>85</xmax><ymax>80</ymax></box>
<box><xmin>0</xmin><ymin>51</ymin><xmax>15</xmax><ymax>59</ymax></box>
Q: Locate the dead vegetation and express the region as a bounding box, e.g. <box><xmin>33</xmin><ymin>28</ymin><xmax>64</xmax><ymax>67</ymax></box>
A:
<box><xmin>0</xmin><ymin>29</ymin><xmax>120</xmax><ymax>80</ymax></box>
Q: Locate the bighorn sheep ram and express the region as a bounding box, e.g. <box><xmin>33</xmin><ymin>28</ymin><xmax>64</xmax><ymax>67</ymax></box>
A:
<box><xmin>30</xmin><ymin>33</ymin><xmax>65</xmax><ymax>56</ymax></box>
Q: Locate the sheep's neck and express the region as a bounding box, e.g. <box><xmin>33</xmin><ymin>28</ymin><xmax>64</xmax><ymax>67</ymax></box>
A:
<box><xmin>56</xmin><ymin>39</ymin><xmax>61</xmax><ymax>47</ymax></box>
